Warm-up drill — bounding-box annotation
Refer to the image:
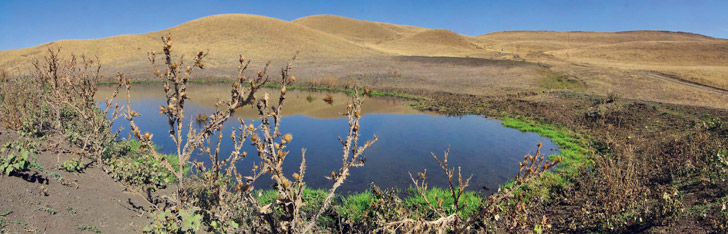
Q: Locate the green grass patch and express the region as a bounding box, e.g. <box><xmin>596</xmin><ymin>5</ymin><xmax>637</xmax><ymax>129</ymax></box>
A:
<box><xmin>402</xmin><ymin>186</ymin><xmax>482</xmax><ymax>219</ymax></box>
<box><xmin>79</xmin><ymin>224</ymin><xmax>102</xmax><ymax>233</ymax></box>
<box><xmin>256</xmin><ymin>187</ymin><xmax>328</xmax><ymax>214</ymax></box>
<box><xmin>0</xmin><ymin>210</ymin><xmax>11</xmax><ymax>217</ymax></box>
<box><xmin>339</xmin><ymin>191</ymin><xmax>376</xmax><ymax>221</ymax></box>
<box><xmin>539</xmin><ymin>69</ymin><xmax>585</xmax><ymax>91</ymax></box>
<box><xmin>501</xmin><ymin>117</ymin><xmax>593</xmax><ymax>199</ymax></box>
<box><xmin>107</xmin><ymin>139</ymin><xmax>189</xmax><ymax>188</ymax></box>
<box><xmin>34</xmin><ymin>207</ymin><xmax>57</xmax><ymax>215</ymax></box>
<box><xmin>253</xmin><ymin>186</ymin><xmax>481</xmax><ymax>222</ymax></box>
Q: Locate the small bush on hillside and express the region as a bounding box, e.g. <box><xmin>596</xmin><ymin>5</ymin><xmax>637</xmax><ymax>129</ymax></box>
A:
<box><xmin>143</xmin><ymin>208</ymin><xmax>202</xmax><ymax>234</ymax></box>
<box><xmin>0</xmin><ymin>76</ymin><xmax>50</xmax><ymax>136</ymax></box>
<box><xmin>0</xmin><ymin>149</ymin><xmax>32</xmax><ymax>176</ymax></box>
<box><xmin>108</xmin><ymin>152</ymin><xmax>176</xmax><ymax>190</ymax></box>
<box><xmin>60</xmin><ymin>158</ymin><xmax>83</xmax><ymax>172</ymax></box>
<box><xmin>0</xmin><ymin>136</ymin><xmax>42</xmax><ymax>176</ymax></box>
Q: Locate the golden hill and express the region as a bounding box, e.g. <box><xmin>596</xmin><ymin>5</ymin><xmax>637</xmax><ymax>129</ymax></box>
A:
<box><xmin>477</xmin><ymin>30</ymin><xmax>721</xmax><ymax>54</ymax></box>
<box><xmin>480</xmin><ymin>30</ymin><xmax>715</xmax><ymax>44</ymax></box>
<box><xmin>292</xmin><ymin>15</ymin><xmax>430</xmax><ymax>45</ymax></box>
<box><xmin>373</xmin><ymin>29</ymin><xmax>485</xmax><ymax>56</ymax></box>
<box><xmin>0</xmin><ymin>14</ymin><xmax>384</xmax><ymax>75</ymax></box>
<box><xmin>477</xmin><ymin>30</ymin><xmax>728</xmax><ymax>90</ymax></box>
<box><xmin>292</xmin><ymin>15</ymin><xmax>403</xmax><ymax>44</ymax></box>
<box><xmin>547</xmin><ymin>40</ymin><xmax>728</xmax><ymax>66</ymax></box>
<box><xmin>294</xmin><ymin>15</ymin><xmax>488</xmax><ymax>56</ymax></box>
<box><xmin>0</xmin><ymin>14</ymin><xmax>726</xmax><ymax>92</ymax></box>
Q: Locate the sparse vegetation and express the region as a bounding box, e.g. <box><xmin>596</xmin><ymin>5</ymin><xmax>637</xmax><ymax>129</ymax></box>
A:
<box><xmin>34</xmin><ymin>207</ymin><xmax>56</xmax><ymax>215</ymax></box>
<box><xmin>0</xmin><ymin>210</ymin><xmax>11</xmax><ymax>217</ymax></box>
<box><xmin>0</xmin><ymin>19</ymin><xmax>725</xmax><ymax>233</ymax></box>
<box><xmin>79</xmin><ymin>224</ymin><xmax>102</xmax><ymax>233</ymax></box>
<box><xmin>0</xmin><ymin>137</ymin><xmax>41</xmax><ymax>176</ymax></box>
<box><xmin>0</xmin><ymin>149</ymin><xmax>32</xmax><ymax>176</ymax></box>
<box><xmin>66</xmin><ymin>206</ymin><xmax>77</xmax><ymax>215</ymax></box>
<box><xmin>60</xmin><ymin>158</ymin><xmax>83</xmax><ymax>172</ymax></box>
<box><xmin>539</xmin><ymin>69</ymin><xmax>585</xmax><ymax>91</ymax></box>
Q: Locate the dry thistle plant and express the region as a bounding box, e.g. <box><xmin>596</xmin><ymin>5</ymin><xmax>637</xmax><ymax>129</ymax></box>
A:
<box><xmin>124</xmin><ymin>34</ymin><xmax>376</xmax><ymax>233</ymax></box>
<box><xmin>516</xmin><ymin>142</ymin><xmax>561</xmax><ymax>183</ymax></box>
<box><xmin>381</xmin><ymin>142</ymin><xmax>560</xmax><ymax>233</ymax></box>
<box><xmin>381</xmin><ymin>147</ymin><xmax>472</xmax><ymax>233</ymax></box>
<box><xmin>302</xmin><ymin>91</ymin><xmax>378</xmax><ymax>233</ymax></box>
<box><xmin>0</xmin><ymin>73</ymin><xmax>45</xmax><ymax>131</ymax></box>
<box><xmin>29</xmin><ymin>48</ymin><xmax>124</xmax><ymax>168</ymax></box>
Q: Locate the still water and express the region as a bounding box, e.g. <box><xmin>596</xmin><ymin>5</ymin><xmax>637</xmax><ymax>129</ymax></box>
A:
<box><xmin>98</xmin><ymin>83</ymin><xmax>559</xmax><ymax>194</ymax></box>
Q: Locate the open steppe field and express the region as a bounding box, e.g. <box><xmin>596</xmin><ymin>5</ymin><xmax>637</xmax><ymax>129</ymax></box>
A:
<box><xmin>1</xmin><ymin>14</ymin><xmax>726</xmax><ymax>109</ymax></box>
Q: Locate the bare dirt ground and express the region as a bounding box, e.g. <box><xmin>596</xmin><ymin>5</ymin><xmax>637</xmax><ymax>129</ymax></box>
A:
<box><xmin>0</xmin><ymin>130</ymin><xmax>156</xmax><ymax>233</ymax></box>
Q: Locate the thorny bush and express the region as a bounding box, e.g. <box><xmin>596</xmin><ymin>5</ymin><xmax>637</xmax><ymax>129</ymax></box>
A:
<box><xmin>0</xmin><ymin>48</ymin><xmax>125</xmax><ymax>171</ymax></box>
<box><xmin>124</xmin><ymin>35</ymin><xmax>377</xmax><ymax>233</ymax></box>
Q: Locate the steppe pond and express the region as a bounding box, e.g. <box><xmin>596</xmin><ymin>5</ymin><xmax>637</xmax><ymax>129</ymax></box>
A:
<box><xmin>98</xmin><ymin>83</ymin><xmax>560</xmax><ymax>193</ymax></box>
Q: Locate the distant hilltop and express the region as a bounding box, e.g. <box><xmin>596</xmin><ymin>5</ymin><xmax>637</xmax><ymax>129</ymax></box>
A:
<box><xmin>0</xmin><ymin>14</ymin><xmax>725</xmax><ymax>79</ymax></box>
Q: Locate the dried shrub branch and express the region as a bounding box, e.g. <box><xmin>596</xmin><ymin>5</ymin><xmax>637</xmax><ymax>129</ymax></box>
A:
<box><xmin>124</xmin><ymin>34</ymin><xmax>376</xmax><ymax>233</ymax></box>
<box><xmin>380</xmin><ymin>142</ymin><xmax>560</xmax><ymax>233</ymax></box>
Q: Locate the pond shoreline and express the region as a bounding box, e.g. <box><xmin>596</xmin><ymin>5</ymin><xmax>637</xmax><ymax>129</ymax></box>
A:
<box><xmin>99</xmin><ymin>83</ymin><xmax>564</xmax><ymax>194</ymax></box>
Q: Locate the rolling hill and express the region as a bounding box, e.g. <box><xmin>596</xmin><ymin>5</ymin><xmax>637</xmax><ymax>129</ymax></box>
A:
<box><xmin>292</xmin><ymin>14</ymin><xmax>405</xmax><ymax>44</ymax></box>
<box><xmin>372</xmin><ymin>29</ymin><xmax>485</xmax><ymax>56</ymax></box>
<box><xmin>0</xmin><ymin>14</ymin><xmax>385</xmax><ymax>75</ymax></box>
<box><xmin>0</xmin><ymin>13</ymin><xmax>726</xmax><ymax>92</ymax></box>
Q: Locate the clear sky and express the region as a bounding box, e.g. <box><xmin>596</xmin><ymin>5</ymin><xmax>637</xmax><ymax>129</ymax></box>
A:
<box><xmin>1</xmin><ymin>0</ymin><xmax>726</xmax><ymax>51</ymax></box>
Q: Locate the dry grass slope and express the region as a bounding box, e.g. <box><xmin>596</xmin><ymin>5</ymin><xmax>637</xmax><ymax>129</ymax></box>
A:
<box><xmin>479</xmin><ymin>30</ymin><xmax>716</xmax><ymax>44</ymax></box>
<box><xmin>478</xmin><ymin>30</ymin><xmax>728</xmax><ymax>91</ymax></box>
<box><xmin>292</xmin><ymin>14</ymin><xmax>403</xmax><ymax>44</ymax></box>
<box><xmin>547</xmin><ymin>40</ymin><xmax>728</xmax><ymax>66</ymax></box>
<box><xmin>374</xmin><ymin>29</ymin><xmax>486</xmax><ymax>56</ymax></box>
<box><xmin>0</xmin><ymin>14</ymin><xmax>726</xmax><ymax>108</ymax></box>
<box><xmin>0</xmin><ymin>14</ymin><xmax>385</xmax><ymax>75</ymax></box>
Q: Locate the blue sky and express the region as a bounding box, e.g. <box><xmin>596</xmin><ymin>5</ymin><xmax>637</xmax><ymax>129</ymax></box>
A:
<box><xmin>1</xmin><ymin>0</ymin><xmax>726</xmax><ymax>51</ymax></box>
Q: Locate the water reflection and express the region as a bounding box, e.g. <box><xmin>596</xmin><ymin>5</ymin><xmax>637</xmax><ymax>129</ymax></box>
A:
<box><xmin>98</xmin><ymin>83</ymin><xmax>560</xmax><ymax>194</ymax></box>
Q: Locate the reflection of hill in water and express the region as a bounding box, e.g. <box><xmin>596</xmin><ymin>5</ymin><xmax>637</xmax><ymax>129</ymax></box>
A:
<box><xmin>97</xmin><ymin>83</ymin><xmax>434</xmax><ymax>119</ymax></box>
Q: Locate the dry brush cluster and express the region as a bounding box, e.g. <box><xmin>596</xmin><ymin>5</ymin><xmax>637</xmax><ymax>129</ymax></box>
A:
<box><xmin>0</xmin><ymin>47</ymin><xmax>125</xmax><ymax>170</ymax></box>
